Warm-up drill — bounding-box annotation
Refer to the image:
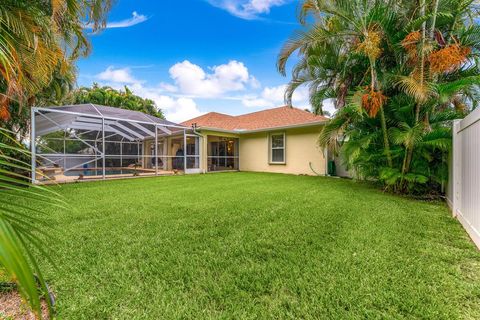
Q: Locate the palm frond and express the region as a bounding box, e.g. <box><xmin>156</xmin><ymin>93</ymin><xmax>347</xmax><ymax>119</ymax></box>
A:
<box><xmin>318</xmin><ymin>104</ymin><xmax>362</xmax><ymax>150</ymax></box>
<box><xmin>0</xmin><ymin>128</ymin><xmax>62</xmax><ymax>318</ymax></box>
<box><xmin>420</xmin><ymin>128</ymin><xmax>452</xmax><ymax>151</ymax></box>
<box><xmin>396</xmin><ymin>75</ymin><xmax>434</xmax><ymax>103</ymax></box>
<box><xmin>388</xmin><ymin>122</ymin><xmax>424</xmax><ymax>148</ymax></box>
<box><xmin>405</xmin><ymin>12</ymin><xmax>453</xmax><ymax>31</ymax></box>
<box><xmin>435</xmin><ymin>75</ymin><xmax>480</xmax><ymax>103</ymax></box>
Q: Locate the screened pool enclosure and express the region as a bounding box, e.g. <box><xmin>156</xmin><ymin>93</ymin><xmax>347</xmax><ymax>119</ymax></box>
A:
<box><xmin>31</xmin><ymin>104</ymin><xmax>202</xmax><ymax>183</ymax></box>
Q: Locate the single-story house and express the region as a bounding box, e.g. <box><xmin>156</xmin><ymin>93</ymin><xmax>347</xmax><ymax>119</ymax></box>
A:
<box><xmin>181</xmin><ymin>106</ymin><xmax>329</xmax><ymax>175</ymax></box>
<box><xmin>31</xmin><ymin>104</ymin><xmax>329</xmax><ymax>183</ymax></box>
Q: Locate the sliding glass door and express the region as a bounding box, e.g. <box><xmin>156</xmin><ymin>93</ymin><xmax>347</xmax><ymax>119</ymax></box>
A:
<box><xmin>207</xmin><ymin>136</ymin><xmax>239</xmax><ymax>172</ymax></box>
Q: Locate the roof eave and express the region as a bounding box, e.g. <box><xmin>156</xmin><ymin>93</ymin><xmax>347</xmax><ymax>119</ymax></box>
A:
<box><xmin>196</xmin><ymin>120</ymin><xmax>328</xmax><ymax>134</ymax></box>
<box><xmin>193</xmin><ymin>127</ymin><xmax>240</xmax><ymax>134</ymax></box>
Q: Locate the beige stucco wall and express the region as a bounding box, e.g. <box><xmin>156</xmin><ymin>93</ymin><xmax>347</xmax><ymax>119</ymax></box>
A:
<box><xmin>238</xmin><ymin>126</ymin><xmax>326</xmax><ymax>176</ymax></box>
<box><xmin>142</xmin><ymin>127</ymin><xmax>325</xmax><ymax>175</ymax></box>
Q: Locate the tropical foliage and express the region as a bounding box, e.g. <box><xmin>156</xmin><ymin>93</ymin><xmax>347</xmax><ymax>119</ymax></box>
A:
<box><xmin>67</xmin><ymin>84</ymin><xmax>164</xmax><ymax>118</ymax></box>
<box><xmin>0</xmin><ymin>0</ymin><xmax>113</xmax><ymax>143</ymax></box>
<box><xmin>278</xmin><ymin>0</ymin><xmax>480</xmax><ymax>194</ymax></box>
<box><xmin>0</xmin><ymin>128</ymin><xmax>66</xmax><ymax>318</ymax></box>
<box><xmin>0</xmin><ymin>0</ymin><xmax>113</xmax><ymax>316</ymax></box>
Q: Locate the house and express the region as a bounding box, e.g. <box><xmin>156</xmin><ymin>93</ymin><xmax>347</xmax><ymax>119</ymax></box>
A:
<box><xmin>31</xmin><ymin>104</ymin><xmax>328</xmax><ymax>183</ymax></box>
<box><xmin>181</xmin><ymin>106</ymin><xmax>329</xmax><ymax>176</ymax></box>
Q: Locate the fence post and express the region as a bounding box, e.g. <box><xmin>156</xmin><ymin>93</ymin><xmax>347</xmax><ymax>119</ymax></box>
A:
<box><xmin>451</xmin><ymin>120</ymin><xmax>461</xmax><ymax>217</ymax></box>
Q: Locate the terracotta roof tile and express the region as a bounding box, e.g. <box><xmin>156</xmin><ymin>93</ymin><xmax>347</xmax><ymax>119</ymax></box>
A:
<box><xmin>181</xmin><ymin>106</ymin><xmax>327</xmax><ymax>131</ymax></box>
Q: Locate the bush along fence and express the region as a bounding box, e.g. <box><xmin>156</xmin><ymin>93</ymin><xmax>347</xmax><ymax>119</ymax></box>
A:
<box><xmin>447</xmin><ymin>108</ymin><xmax>480</xmax><ymax>249</ymax></box>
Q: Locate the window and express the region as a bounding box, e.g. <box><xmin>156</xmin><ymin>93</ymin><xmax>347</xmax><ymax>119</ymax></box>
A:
<box><xmin>270</xmin><ymin>133</ymin><xmax>285</xmax><ymax>164</ymax></box>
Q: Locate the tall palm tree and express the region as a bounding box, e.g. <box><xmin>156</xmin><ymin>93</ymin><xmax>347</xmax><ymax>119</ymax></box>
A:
<box><xmin>278</xmin><ymin>0</ymin><xmax>398</xmax><ymax>166</ymax></box>
<box><xmin>278</xmin><ymin>0</ymin><xmax>480</xmax><ymax>193</ymax></box>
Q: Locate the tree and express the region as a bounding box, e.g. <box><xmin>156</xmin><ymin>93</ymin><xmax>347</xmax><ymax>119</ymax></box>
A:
<box><xmin>0</xmin><ymin>0</ymin><xmax>113</xmax><ymax>121</ymax></box>
<box><xmin>67</xmin><ymin>84</ymin><xmax>165</xmax><ymax>118</ymax></box>
<box><xmin>0</xmin><ymin>128</ymin><xmax>67</xmax><ymax>318</ymax></box>
<box><xmin>0</xmin><ymin>1</ymin><xmax>113</xmax><ymax>317</ymax></box>
<box><xmin>278</xmin><ymin>0</ymin><xmax>480</xmax><ymax>194</ymax></box>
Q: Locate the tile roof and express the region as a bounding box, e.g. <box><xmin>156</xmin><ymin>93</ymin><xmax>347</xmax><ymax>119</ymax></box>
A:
<box><xmin>181</xmin><ymin>106</ymin><xmax>328</xmax><ymax>132</ymax></box>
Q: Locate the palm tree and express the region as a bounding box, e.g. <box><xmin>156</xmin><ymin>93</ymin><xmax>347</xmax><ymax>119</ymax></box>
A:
<box><xmin>278</xmin><ymin>0</ymin><xmax>398</xmax><ymax>167</ymax></box>
<box><xmin>0</xmin><ymin>128</ymin><xmax>66</xmax><ymax>318</ymax></box>
<box><xmin>0</xmin><ymin>0</ymin><xmax>113</xmax><ymax>121</ymax></box>
<box><xmin>279</xmin><ymin>0</ymin><xmax>480</xmax><ymax>193</ymax></box>
<box><xmin>0</xmin><ymin>1</ymin><xmax>114</xmax><ymax>317</ymax></box>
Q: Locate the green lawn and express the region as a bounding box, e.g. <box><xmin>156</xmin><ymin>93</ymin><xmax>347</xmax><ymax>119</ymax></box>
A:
<box><xmin>18</xmin><ymin>173</ymin><xmax>480</xmax><ymax>318</ymax></box>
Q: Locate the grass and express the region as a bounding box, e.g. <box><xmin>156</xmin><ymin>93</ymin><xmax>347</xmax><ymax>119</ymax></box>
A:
<box><xmin>7</xmin><ymin>172</ymin><xmax>480</xmax><ymax>318</ymax></box>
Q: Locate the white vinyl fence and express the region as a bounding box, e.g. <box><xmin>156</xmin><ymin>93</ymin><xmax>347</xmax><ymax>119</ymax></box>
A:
<box><xmin>447</xmin><ymin>108</ymin><xmax>480</xmax><ymax>249</ymax></box>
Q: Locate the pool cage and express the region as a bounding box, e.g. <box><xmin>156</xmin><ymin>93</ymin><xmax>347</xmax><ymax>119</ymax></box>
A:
<box><xmin>31</xmin><ymin>104</ymin><xmax>202</xmax><ymax>183</ymax></box>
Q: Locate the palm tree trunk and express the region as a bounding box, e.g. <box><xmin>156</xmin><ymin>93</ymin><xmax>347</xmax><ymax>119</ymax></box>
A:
<box><xmin>379</xmin><ymin>107</ymin><xmax>393</xmax><ymax>167</ymax></box>
<box><xmin>429</xmin><ymin>0</ymin><xmax>439</xmax><ymax>78</ymax></box>
<box><xmin>407</xmin><ymin>0</ymin><xmax>427</xmax><ymax>174</ymax></box>
<box><xmin>370</xmin><ymin>59</ymin><xmax>393</xmax><ymax>167</ymax></box>
<box><xmin>405</xmin><ymin>145</ymin><xmax>414</xmax><ymax>173</ymax></box>
<box><xmin>401</xmin><ymin>146</ymin><xmax>408</xmax><ymax>174</ymax></box>
<box><xmin>429</xmin><ymin>0</ymin><xmax>439</xmax><ymax>39</ymax></box>
<box><xmin>399</xmin><ymin>146</ymin><xmax>409</xmax><ymax>190</ymax></box>
<box><xmin>415</xmin><ymin>0</ymin><xmax>427</xmax><ymax>123</ymax></box>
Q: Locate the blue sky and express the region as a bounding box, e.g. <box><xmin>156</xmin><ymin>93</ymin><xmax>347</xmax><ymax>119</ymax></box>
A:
<box><xmin>78</xmin><ymin>0</ymin><xmax>326</xmax><ymax>122</ymax></box>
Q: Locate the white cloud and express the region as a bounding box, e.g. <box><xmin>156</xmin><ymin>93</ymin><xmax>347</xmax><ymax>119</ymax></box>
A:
<box><xmin>249</xmin><ymin>76</ymin><xmax>261</xmax><ymax>89</ymax></box>
<box><xmin>95</xmin><ymin>67</ymin><xmax>204</xmax><ymax>123</ymax></box>
<box><xmin>96</xmin><ymin>66</ymin><xmax>140</xmax><ymax>84</ymax></box>
<box><xmin>261</xmin><ymin>85</ymin><xmax>287</xmax><ymax>103</ymax></box>
<box><xmin>84</xmin><ymin>11</ymin><xmax>148</xmax><ymax>29</ymax></box>
<box><xmin>242</xmin><ymin>84</ymin><xmax>310</xmax><ymax>109</ymax></box>
<box><xmin>129</xmin><ymin>83</ymin><xmax>204</xmax><ymax>123</ymax></box>
<box><xmin>168</xmin><ymin>60</ymin><xmax>258</xmax><ymax>97</ymax></box>
<box><xmin>241</xmin><ymin>97</ymin><xmax>273</xmax><ymax>108</ymax></box>
<box><xmin>242</xmin><ymin>84</ymin><xmax>337</xmax><ymax>115</ymax></box>
<box><xmin>207</xmin><ymin>0</ymin><xmax>288</xmax><ymax>19</ymax></box>
<box><xmin>158</xmin><ymin>82</ymin><xmax>178</xmax><ymax>93</ymax></box>
<box><xmin>155</xmin><ymin>96</ymin><xmax>205</xmax><ymax>123</ymax></box>
<box><xmin>93</xmin><ymin>61</ymin><xmax>334</xmax><ymax>122</ymax></box>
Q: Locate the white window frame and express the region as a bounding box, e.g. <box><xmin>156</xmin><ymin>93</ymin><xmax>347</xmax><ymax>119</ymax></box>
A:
<box><xmin>269</xmin><ymin>132</ymin><xmax>286</xmax><ymax>164</ymax></box>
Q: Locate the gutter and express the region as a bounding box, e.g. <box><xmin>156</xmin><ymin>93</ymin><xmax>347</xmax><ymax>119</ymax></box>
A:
<box><xmin>196</xmin><ymin>120</ymin><xmax>328</xmax><ymax>135</ymax></box>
